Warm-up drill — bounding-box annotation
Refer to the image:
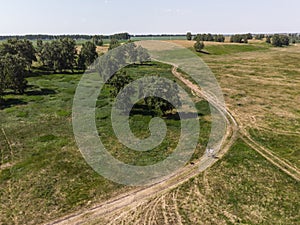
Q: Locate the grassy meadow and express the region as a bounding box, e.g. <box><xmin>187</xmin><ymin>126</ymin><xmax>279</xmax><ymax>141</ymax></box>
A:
<box><xmin>0</xmin><ymin>61</ymin><xmax>211</xmax><ymax>224</ymax></box>
<box><xmin>89</xmin><ymin>41</ymin><xmax>300</xmax><ymax>224</ymax></box>
<box><xmin>0</xmin><ymin>39</ymin><xmax>299</xmax><ymax>224</ymax></box>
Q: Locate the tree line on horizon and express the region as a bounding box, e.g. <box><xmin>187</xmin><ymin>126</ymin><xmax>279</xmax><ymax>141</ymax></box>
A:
<box><xmin>0</xmin><ymin>32</ymin><xmax>131</xmax><ymax>41</ymax></box>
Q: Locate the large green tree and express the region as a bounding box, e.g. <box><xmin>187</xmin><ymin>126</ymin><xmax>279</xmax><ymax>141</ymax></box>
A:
<box><xmin>194</xmin><ymin>40</ymin><xmax>205</xmax><ymax>52</ymax></box>
<box><xmin>139</xmin><ymin>77</ymin><xmax>182</xmax><ymax>116</ymax></box>
<box><xmin>0</xmin><ymin>54</ymin><xmax>28</xmax><ymax>94</ymax></box>
<box><xmin>0</xmin><ymin>38</ymin><xmax>36</xmax><ymax>68</ymax></box>
<box><xmin>39</xmin><ymin>38</ymin><xmax>77</xmax><ymax>72</ymax></box>
<box><xmin>186</xmin><ymin>32</ymin><xmax>192</xmax><ymax>41</ymax></box>
<box><xmin>109</xmin><ymin>39</ymin><xmax>121</xmax><ymax>50</ymax></box>
<box><xmin>272</xmin><ymin>34</ymin><xmax>290</xmax><ymax>47</ymax></box>
<box><xmin>78</xmin><ymin>41</ymin><xmax>98</xmax><ymax>70</ymax></box>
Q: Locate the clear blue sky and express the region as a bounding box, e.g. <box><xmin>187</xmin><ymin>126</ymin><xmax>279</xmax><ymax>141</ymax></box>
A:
<box><xmin>1</xmin><ymin>0</ymin><xmax>300</xmax><ymax>35</ymax></box>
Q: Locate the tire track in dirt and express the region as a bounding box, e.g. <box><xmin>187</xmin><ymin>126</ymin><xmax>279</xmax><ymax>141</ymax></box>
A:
<box><xmin>45</xmin><ymin>66</ymin><xmax>239</xmax><ymax>225</ymax></box>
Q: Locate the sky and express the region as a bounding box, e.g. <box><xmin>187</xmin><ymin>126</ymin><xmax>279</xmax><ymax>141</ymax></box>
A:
<box><xmin>1</xmin><ymin>0</ymin><xmax>300</xmax><ymax>35</ymax></box>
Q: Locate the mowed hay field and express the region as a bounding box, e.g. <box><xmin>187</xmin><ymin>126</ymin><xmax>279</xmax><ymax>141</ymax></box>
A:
<box><xmin>168</xmin><ymin>40</ymin><xmax>300</xmax><ymax>168</ymax></box>
<box><xmin>94</xmin><ymin>139</ymin><xmax>299</xmax><ymax>225</ymax></box>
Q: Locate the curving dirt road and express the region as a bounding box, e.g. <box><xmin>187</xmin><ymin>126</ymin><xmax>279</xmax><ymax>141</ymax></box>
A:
<box><xmin>45</xmin><ymin>66</ymin><xmax>239</xmax><ymax>225</ymax></box>
<box><xmin>46</xmin><ymin>65</ymin><xmax>299</xmax><ymax>225</ymax></box>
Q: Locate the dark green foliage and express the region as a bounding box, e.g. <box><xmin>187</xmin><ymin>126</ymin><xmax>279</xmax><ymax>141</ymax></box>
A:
<box><xmin>108</xmin><ymin>70</ymin><xmax>133</xmax><ymax>97</ymax></box>
<box><xmin>140</xmin><ymin>77</ymin><xmax>182</xmax><ymax>115</ymax></box>
<box><xmin>272</xmin><ymin>34</ymin><xmax>290</xmax><ymax>47</ymax></box>
<box><xmin>245</xmin><ymin>33</ymin><xmax>253</xmax><ymax>40</ymax></box>
<box><xmin>186</xmin><ymin>32</ymin><xmax>192</xmax><ymax>41</ymax></box>
<box><xmin>39</xmin><ymin>38</ymin><xmax>77</xmax><ymax>72</ymax></box>
<box><xmin>108</xmin><ymin>39</ymin><xmax>121</xmax><ymax>50</ymax></box>
<box><xmin>255</xmin><ymin>34</ymin><xmax>265</xmax><ymax>40</ymax></box>
<box><xmin>0</xmin><ymin>38</ymin><xmax>36</xmax><ymax>68</ymax></box>
<box><xmin>0</xmin><ymin>54</ymin><xmax>28</xmax><ymax>94</ymax></box>
<box><xmin>230</xmin><ymin>34</ymin><xmax>249</xmax><ymax>43</ymax></box>
<box><xmin>194</xmin><ymin>40</ymin><xmax>205</xmax><ymax>52</ymax></box>
<box><xmin>0</xmin><ymin>33</ymin><xmax>130</xmax><ymax>41</ymax></box>
<box><xmin>110</xmin><ymin>32</ymin><xmax>131</xmax><ymax>40</ymax></box>
<box><xmin>194</xmin><ymin>33</ymin><xmax>225</xmax><ymax>42</ymax></box>
<box><xmin>266</xmin><ymin>36</ymin><xmax>271</xmax><ymax>44</ymax></box>
<box><xmin>289</xmin><ymin>33</ymin><xmax>300</xmax><ymax>43</ymax></box>
<box><xmin>92</xmin><ymin>35</ymin><xmax>103</xmax><ymax>46</ymax></box>
<box><xmin>213</xmin><ymin>34</ymin><xmax>225</xmax><ymax>42</ymax></box>
<box><xmin>78</xmin><ymin>41</ymin><xmax>98</xmax><ymax>70</ymax></box>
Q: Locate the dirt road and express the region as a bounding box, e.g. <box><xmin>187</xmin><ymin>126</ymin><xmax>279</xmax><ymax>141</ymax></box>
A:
<box><xmin>46</xmin><ymin>64</ymin><xmax>300</xmax><ymax>224</ymax></box>
<box><xmin>46</xmin><ymin>66</ymin><xmax>238</xmax><ymax>225</ymax></box>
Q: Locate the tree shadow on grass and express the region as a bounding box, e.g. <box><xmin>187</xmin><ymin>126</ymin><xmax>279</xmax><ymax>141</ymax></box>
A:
<box><xmin>25</xmin><ymin>88</ymin><xmax>56</xmax><ymax>96</ymax></box>
<box><xmin>199</xmin><ymin>50</ymin><xmax>210</xmax><ymax>55</ymax></box>
<box><xmin>129</xmin><ymin>104</ymin><xmax>157</xmax><ymax>117</ymax></box>
<box><xmin>28</xmin><ymin>67</ymin><xmax>84</xmax><ymax>77</ymax></box>
<box><xmin>0</xmin><ymin>98</ymin><xmax>27</xmax><ymax>110</ymax></box>
<box><xmin>129</xmin><ymin>104</ymin><xmax>198</xmax><ymax>121</ymax></box>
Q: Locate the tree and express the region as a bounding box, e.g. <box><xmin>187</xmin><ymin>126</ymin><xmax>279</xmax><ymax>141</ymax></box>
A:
<box><xmin>36</xmin><ymin>39</ymin><xmax>43</xmax><ymax>57</ymax></box>
<box><xmin>109</xmin><ymin>39</ymin><xmax>120</xmax><ymax>50</ymax></box>
<box><xmin>78</xmin><ymin>41</ymin><xmax>98</xmax><ymax>70</ymax></box>
<box><xmin>60</xmin><ymin>38</ymin><xmax>77</xmax><ymax>72</ymax></box>
<box><xmin>214</xmin><ymin>34</ymin><xmax>225</xmax><ymax>42</ymax></box>
<box><xmin>272</xmin><ymin>34</ymin><xmax>282</xmax><ymax>47</ymax></box>
<box><xmin>0</xmin><ymin>58</ymin><xmax>7</xmax><ymax>101</ymax></box>
<box><xmin>138</xmin><ymin>77</ymin><xmax>182</xmax><ymax>116</ymax></box>
<box><xmin>194</xmin><ymin>40</ymin><xmax>204</xmax><ymax>52</ymax></box>
<box><xmin>110</xmin><ymin>32</ymin><xmax>131</xmax><ymax>40</ymax></box>
<box><xmin>0</xmin><ymin>38</ymin><xmax>36</xmax><ymax>68</ymax></box>
<box><xmin>108</xmin><ymin>70</ymin><xmax>133</xmax><ymax>97</ymax></box>
<box><xmin>246</xmin><ymin>33</ymin><xmax>253</xmax><ymax>40</ymax></box>
<box><xmin>186</xmin><ymin>32</ymin><xmax>192</xmax><ymax>41</ymax></box>
<box><xmin>92</xmin><ymin>35</ymin><xmax>104</xmax><ymax>46</ymax></box>
<box><xmin>97</xmin><ymin>39</ymin><xmax>104</xmax><ymax>46</ymax></box>
<box><xmin>39</xmin><ymin>38</ymin><xmax>77</xmax><ymax>72</ymax></box>
<box><xmin>255</xmin><ymin>34</ymin><xmax>265</xmax><ymax>40</ymax></box>
<box><xmin>280</xmin><ymin>35</ymin><xmax>290</xmax><ymax>46</ymax></box>
<box><xmin>0</xmin><ymin>54</ymin><xmax>27</xmax><ymax>94</ymax></box>
<box><xmin>271</xmin><ymin>34</ymin><xmax>289</xmax><ymax>47</ymax></box>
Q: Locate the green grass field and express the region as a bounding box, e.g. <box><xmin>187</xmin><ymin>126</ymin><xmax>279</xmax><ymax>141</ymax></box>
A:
<box><xmin>1</xmin><ymin>39</ymin><xmax>299</xmax><ymax>224</ymax></box>
<box><xmin>0</xmin><ymin>61</ymin><xmax>211</xmax><ymax>224</ymax></box>
<box><xmin>202</xmin><ymin>43</ymin><xmax>270</xmax><ymax>55</ymax></box>
<box><xmin>94</xmin><ymin>42</ymin><xmax>300</xmax><ymax>224</ymax></box>
<box><xmin>101</xmin><ymin>139</ymin><xmax>299</xmax><ymax>224</ymax></box>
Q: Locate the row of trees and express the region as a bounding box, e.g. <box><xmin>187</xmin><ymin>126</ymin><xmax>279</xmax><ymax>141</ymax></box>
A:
<box><xmin>194</xmin><ymin>33</ymin><xmax>225</xmax><ymax>42</ymax></box>
<box><xmin>186</xmin><ymin>32</ymin><xmax>225</xmax><ymax>42</ymax></box>
<box><xmin>0</xmin><ymin>38</ymin><xmax>100</xmax><ymax>100</ymax></box>
<box><xmin>230</xmin><ymin>33</ymin><xmax>253</xmax><ymax>43</ymax></box>
<box><xmin>256</xmin><ymin>33</ymin><xmax>300</xmax><ymax>44</ymax></box>
<box><xmin>37</xmin><ymin>38</ymin><xmax>99</xmax><ymax>72</ymax></box>
<box><xmin>255</xmin><ymin>34</ymin><xmax>265</xmax><ymax>40</ymax></box>
<box><xmin>0</xmin><ymin>33</ymin><xmax>131</xmax><ymax>41</ymax></box>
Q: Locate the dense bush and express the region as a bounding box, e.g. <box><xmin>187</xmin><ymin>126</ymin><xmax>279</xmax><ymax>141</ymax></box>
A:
<box><xmin>272</xmin><ymin>34</ymin><xmax>290</xmax><ymax>47</ymax></box>
<box><xmin>194</xmin><ymin>40</ymin><xmax>205</xmax><ymax>52</ymax></box>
